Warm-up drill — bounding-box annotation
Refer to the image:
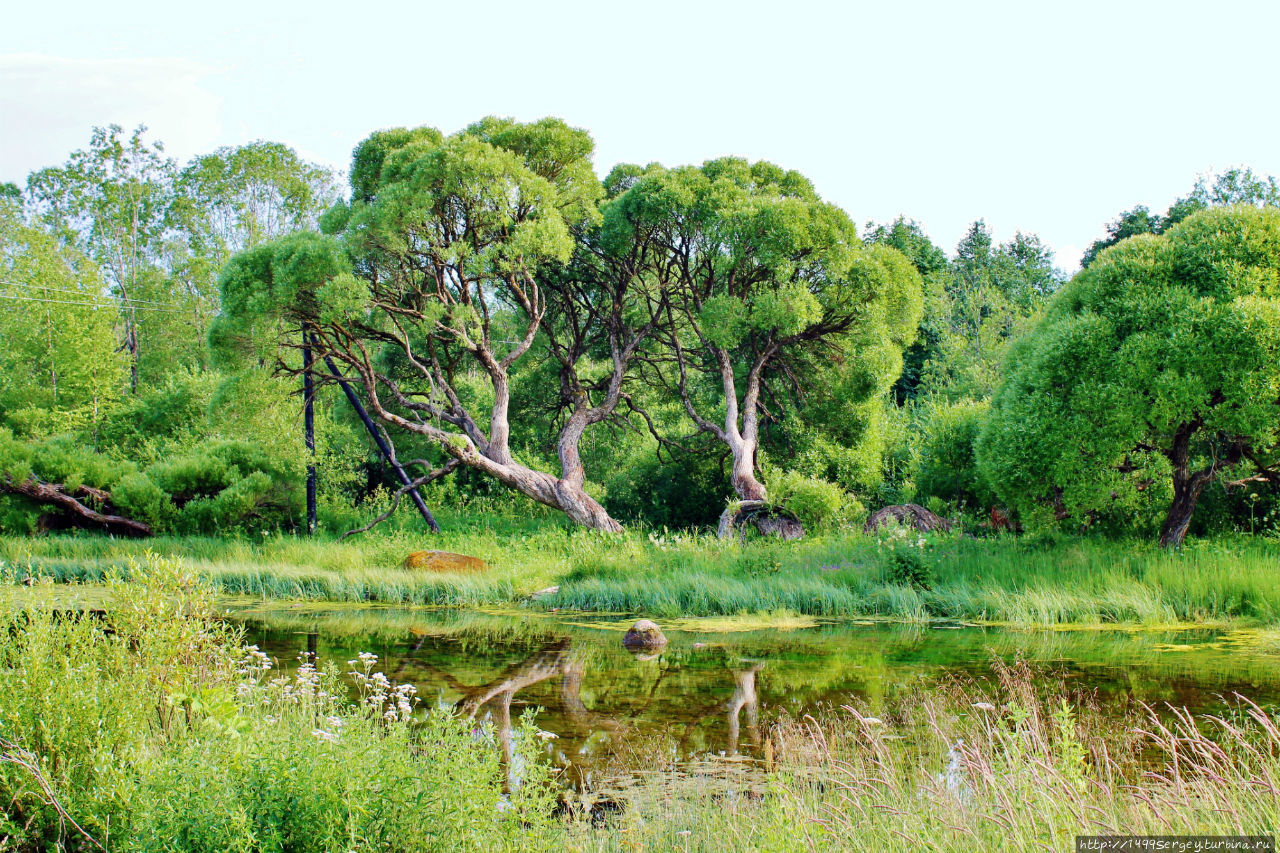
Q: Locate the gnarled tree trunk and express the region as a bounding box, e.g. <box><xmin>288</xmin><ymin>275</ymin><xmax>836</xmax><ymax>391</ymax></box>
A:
<box><xmin>728</xmin><ymin>433</ymin><xmax>767</xmax><ymax>502</ymax></box>
<box><xmin>708</xmin><ymin>349</ymin><xmax>804</xmax><ymax>540</ymax></box>
<box><xmin>453</xmin><ymin>444</ymin><xmax>622</xmax><ymax>533</ymax></box>
<box><xmin>1156</xmin><ymin>421</ymin><xmax>1246</xmax><ymax>549</ymax></box>
<box><xmin>555</xmin><ymin>407</ymin><xmax>624</xmax><ymax>532</ymax></box>
<box><xmin>331</xmin><ymin>330</ymin><xmax>626</xmax><ymax>533</ymax></box>
<box><xmin>1158</xmin><ymin>474</ymin><xmax>1208</xmax><ymax>549</ymax></box>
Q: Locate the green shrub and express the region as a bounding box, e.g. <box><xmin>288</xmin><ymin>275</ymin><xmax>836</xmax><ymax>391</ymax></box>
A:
<box><xmin>112</xmin><ymin>471</ymin><xmax>177</xmax><ymax>528</ymax></box>
<box><xmin>0</xmin><ymin>432</ymin><xmax>302</xmax><ymax>535</ymax></box>
<box><xmin>766</xmin><ymin>468</ymin><xmax>861</xmax><ymax>531</ymax></box>
<box><xmin>151</xmin><ymin>441</ymin><xmax>299</xmax><ymax>534</ymax></box>
<box><xmin>914</xmin><ymin>398</ymin><xmax>996</xmax><ymax>511</ymax></box>
<box><xmin>0</xmin><ymin>553</ymin><xmax>558</xmax><ymax>852</ymax></box>
<box><xmin>130</xmin><ymin>660</ymin><xmax>555</xmax><ymax>853</ymax></box>
<box><xmin>0</xmin><ymin>428</ymin><xmax>138</xmax><ymax>532</ymax></box>
<box><xmin>877</xmin><ymin>523</ymin><xmax>936</xmax><ymax>590</ymax></box>
<box><xmin>96</xmin><ymin>368</ymin><xmax>218</xmax><ymax>458</ymax></box>
<box><xmin>603</xmin><ymin>449</ymin><xmax>726</xmax><ymax>529</ymax></box>
<box><xmin>0</xmin><ymin>556</ymin><xmax>239</xmax><ymax>849</ymax></box>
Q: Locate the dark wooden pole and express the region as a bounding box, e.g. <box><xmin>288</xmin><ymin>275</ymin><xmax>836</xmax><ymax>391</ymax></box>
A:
<box><xmin>318</xmin><ymin>347</ymin><xmax>440</xmax><ymax>533</ymax></box>
<box><xmin>302</xmin><ymin>333</ymin><xmax>317</xmax><ymax>535</ymax></box>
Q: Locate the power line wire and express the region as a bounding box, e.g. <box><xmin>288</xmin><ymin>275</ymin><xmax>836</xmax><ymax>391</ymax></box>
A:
<box><xmin>0</xmin><ymin>293</ymin><xmax>194</xmax><ymax>313</ymax></box>
<box><xmin>3</xmin><ymin>283</ymin><xmax>195</xmax><ymax>308</ymax></box>
<box><xmin>0</xmin><ymin>278</ymin><xmax>201</xmax><ymax>309</ymax></box>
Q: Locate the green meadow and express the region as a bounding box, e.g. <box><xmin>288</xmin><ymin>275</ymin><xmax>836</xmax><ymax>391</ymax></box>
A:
<box><xmin>5</xmin><ymin>519</ymin><xmax>1279</xmax><ymax>627</ymax></box>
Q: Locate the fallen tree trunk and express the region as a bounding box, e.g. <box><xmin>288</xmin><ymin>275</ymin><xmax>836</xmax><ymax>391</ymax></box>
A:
<box><xmin>1</xmin><ymin>475</ymin><xmax>152</xmax><ymax>537</ymax></box>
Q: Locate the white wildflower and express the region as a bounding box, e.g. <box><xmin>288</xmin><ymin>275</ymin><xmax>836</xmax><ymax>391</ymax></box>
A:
<box><xmin>242</xmin><ymin>645</ymin><xmax>272</xmax><ymax>672</ymax></box>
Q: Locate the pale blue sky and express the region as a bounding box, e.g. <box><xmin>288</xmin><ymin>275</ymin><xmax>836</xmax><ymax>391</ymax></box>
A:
<box><xmin>3</xmin><ymin>0</ymin><xmax>1276</xmax><ymax>269</ymax></box>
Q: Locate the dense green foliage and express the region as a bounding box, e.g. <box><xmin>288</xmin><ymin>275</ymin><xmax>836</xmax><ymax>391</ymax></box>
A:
<box><xmin>979</xmin><ymin>206</ymin><xmax>1280</xmax><ymax>545</ymax></box>
<box><xmin>0</xmin><ymin>202</ymin><xmax>127</xmax><ymax>437</ymax></box>
<box><xmin>0</xmin><ymin>556</ymin><xmax>554</xmax><ymax>851</ymax></box>
<box><xmin>0</xmin><ymin>121</ymin><xmax>1275</xmax><ymax>545</ymax></box>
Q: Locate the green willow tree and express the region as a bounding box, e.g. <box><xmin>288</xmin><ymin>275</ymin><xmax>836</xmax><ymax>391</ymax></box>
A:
<box><xmin>603</xmin><ymin>159</ymin><xmax>922</xmax><ymax>532</ymax></box>
<box><xmin>978</xmin><ymin>206</ymin><xmax>1280</xmax><ymax>547</ymax></box>
<box><xmin>217</xmin><ymin>118</ymin><xmax>658</xmax><ymax>531</ymax></box>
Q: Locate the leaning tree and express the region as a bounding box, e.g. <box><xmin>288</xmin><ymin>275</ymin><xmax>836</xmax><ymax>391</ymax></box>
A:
<box><xmin>977</xmin><ymin>205</ymin><xmax>1280</xmax><ymax>548</ymax></box>
<box><xmin>601</xmin><ymin>158</ymin><xmax>922</xmax><ymax>535</ymax></box>
<box><xmin>216</xmin><ymin>118</ymin><xmax>660</xmax><ymax>531</ymax></box>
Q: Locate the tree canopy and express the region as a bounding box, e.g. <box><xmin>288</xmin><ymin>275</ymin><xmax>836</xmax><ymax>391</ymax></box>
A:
<box><xmin>1</xmin><ymin>119</ymin><xmax>1276</xmax><ymax>547</ymax></box>
<box><xmin>978</xmin><ymin>205</ymin><xmax>1280</xmax><ymax>546</ymax></box>
<box><xmin>603</xmin><ymin>158</ymin><xmax>922</xmax><ymax>527</ymax></box>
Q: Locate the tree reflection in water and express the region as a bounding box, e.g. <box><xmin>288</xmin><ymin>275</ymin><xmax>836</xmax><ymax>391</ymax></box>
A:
<box><xmin>406</xmin><ymin>637</ymin><xmax>767</xmax><ymax>792</ymax></box>
<box><xmin>236</xmin><ymin>606</ymin><xmax>1280</xmax><ymax>798</ymax></box>
<box><xmin>726</xmin><ymin>662</ymin><xmax>764</xmax><ymax>754</ymax></box>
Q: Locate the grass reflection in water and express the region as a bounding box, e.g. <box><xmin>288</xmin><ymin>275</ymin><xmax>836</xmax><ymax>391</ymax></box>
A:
<box><xmin>229</xmin><ymin>603</ymin><xmax>1280</xmax><ymax>799</ymax></box>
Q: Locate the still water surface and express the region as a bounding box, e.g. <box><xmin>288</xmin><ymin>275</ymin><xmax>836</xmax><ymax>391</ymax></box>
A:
<box><xmin>229</xmin><ymin>604</ymin><xmax>1280</xmax><ymax>791</ymax></box>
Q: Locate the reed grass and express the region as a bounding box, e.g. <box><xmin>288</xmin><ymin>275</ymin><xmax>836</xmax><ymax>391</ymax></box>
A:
<box><xmin>569</xmin><ymin>663</ymin><xmax>1280</xmax><ymax>851</ymax></box>
<box><xmin>2</xmin><ymin>522</ymin><xmax>1278</xmax><ymax>626</ymax></box>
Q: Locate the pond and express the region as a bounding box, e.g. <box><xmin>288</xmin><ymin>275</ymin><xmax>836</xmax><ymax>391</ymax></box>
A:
<box><xmin>228</xmin><ymin>603</ymin><xmax>1280</xmax><ymax>795</ymax></box>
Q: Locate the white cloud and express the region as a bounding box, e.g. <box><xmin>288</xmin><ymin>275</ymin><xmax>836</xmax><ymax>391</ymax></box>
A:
<box><xmin>0</xmin><ymin>54</ymin><xmax>223</xmax><ymax>182</ymax></box>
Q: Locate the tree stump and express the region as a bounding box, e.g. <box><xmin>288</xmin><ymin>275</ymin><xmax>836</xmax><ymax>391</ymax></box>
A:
<box><xmin>863</xmin><ymin>504</ymin><xmax>952</xmax><ymax>534</ymax></box>
<box><xmin>717</xmin><ymin>500</ymin><xmax>805</xmax><ymax>541</ymax></box>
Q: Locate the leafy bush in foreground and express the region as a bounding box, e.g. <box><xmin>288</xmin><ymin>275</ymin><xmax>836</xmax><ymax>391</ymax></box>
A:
<box><xmin>0</xmin><ymin>555</ymin><xmax>555</xmax><ymax>852</ymax></box>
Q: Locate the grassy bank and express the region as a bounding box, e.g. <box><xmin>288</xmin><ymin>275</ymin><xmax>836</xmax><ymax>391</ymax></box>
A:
<box><xmin>2</xmin><ymin>519</ymin><xmax>1279</xmax><ymax>626</ymax></box>
<box><xmin>4</xmin><ymin>561</ymin><xmax>1277</xmax><ymax>852</ymax></box>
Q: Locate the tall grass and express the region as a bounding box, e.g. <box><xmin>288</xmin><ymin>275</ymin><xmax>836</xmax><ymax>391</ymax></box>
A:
<box><xmin>5</xmin><ymin>557</ymin><xmax>1280</xmax><ymax>850</ymax></box>
<box><xmin>3</xmin><ymin>524</ymin><xmax>1279</xmax><ymax>626</ymax></box>
<box><xmin>567</xmin><ymin>663</ymin><xmax>1280</xmax><ymax>851</ymax></box>
<box><xmin>0</xmin><ymin>554</ymin><xmax>557</xmax><ymax>852</ymax></box>
<box><xmin>545</xmin><ymin>533</ymin><xmax>1280</xmax><ymax>626</ymax></box>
